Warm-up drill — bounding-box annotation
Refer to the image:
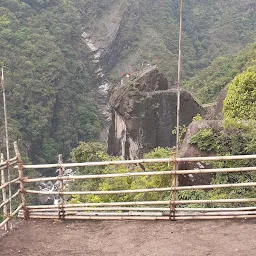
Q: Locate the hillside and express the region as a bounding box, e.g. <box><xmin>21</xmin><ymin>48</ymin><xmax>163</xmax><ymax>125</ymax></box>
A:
<box><xmin>0</xmin><ymin>0</ymin><xmax>101</xmax><ymax>163</ymax></box>
<box><xmin>0</xmin><ymin>0</ymin><xmax>255</xmax><ymax>163</ymax></box>
<box><xmin>184</xmin><ymin>41</ymin><xmax>256</xmax><ymax>103</ymax></box>
<box><xmin>76</xmin><ymin>0</ymin><xmax>256</xmax><ymax>83</ymax></box>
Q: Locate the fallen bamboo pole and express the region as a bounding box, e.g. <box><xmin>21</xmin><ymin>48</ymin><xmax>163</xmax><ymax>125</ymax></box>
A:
<box><xmin>24</xmin><ymin>181</ymin><xmax>256</xmax><ymax>195</ymax></box>
<box><xmin>22</xmin><ymin>212</ymin><xmax>167</xmax><ymax>217</ymax></box>
<box><xmin>17</xmin><ymin>154</ymin><xmax>256</xmax><ymax>170</ymax></box>
<box><xmin>24</xmin><ymin>210</ymin><xmax>256</xmax><ymax>217</ymax></box>
<box><xmin>25</xmin><ymin>187</ymin><xmax>173</xmax><ymax>195</ymax></box>
<box><xmin>173</xmin><ymin>198</ymin><xmax>256</xmax><ymax>205</ymax></box>
<box><xmin>26</xmin><ymin>197</ymin><xmax>256</xmax><ymax>209</ymax></box>
<box><xmin>174</xmin><ymin>215</ymin><xmax>256</xmax><ymax>220</ymax></box>
<box><xmin>164</xmin><ymin>210</ymin><xmax>256</xmax><ymax>216</ymax></box>
<box><xmin>23</xmin><ymin>166</ymin><xmax>256</xmax><ymax>183</ymax></box>
<box><xmin>177</xmin><ymin>207</ymin><xmax>256</xmax><ymax>212</ymax></box>
<box><xmin>25</xmin><ymin>214</ymin><xmax>256</xmax><ymax>220</ymax></box>
<box><xmin>27</xmin><ymin>201</ymin><xmax>171</xmax><ymax>209</ymax></box>
<box><xmin>0</xmin><ymin>204</ymin><xmax>23</xmax><ymax>229</ymax></box>
<box><xmin>22</xmin><ymin>210</ymin><xmax>256</xmax><ymax>218</ymax></box>
<box><xmin>23</xmin><ymin>206</ymin><xmax>256</xmax><ymax>213</ymax></box>
<box><xmin>0</xmin><ymin>190</ymin><xmax>20</xmax><ymax>209</ymax></box>
<box><xmin>25</xmin><ymin>207</ymin><xmax>171</xmax><ymax>212</ymax></box>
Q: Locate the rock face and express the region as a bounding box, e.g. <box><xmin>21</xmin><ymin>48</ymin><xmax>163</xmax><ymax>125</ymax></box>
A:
<box><xmin>108</xmin><ymin>67</ymin><xmax>205</xmax><ymax>159</ymax></box>
<box><xmin>179</xmin><ymin>120</ymin><xmax>223</xmax><ymax>185</ymax></box>
<box><xmin>213</xmin><ymin>88</ymin><xmax>227</xmax><ymax>120</ymax></box>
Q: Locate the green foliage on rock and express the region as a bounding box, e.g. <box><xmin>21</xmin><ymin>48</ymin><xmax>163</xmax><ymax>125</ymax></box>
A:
<box><xmin>190</xmin><ymin>128</ymin><xmax>217</xmax><ymax>152</ymax></box>
<box><xmin>189</xmin><ymin>124</ymin><xmax>256</xmax><ymax>207</ymax></box>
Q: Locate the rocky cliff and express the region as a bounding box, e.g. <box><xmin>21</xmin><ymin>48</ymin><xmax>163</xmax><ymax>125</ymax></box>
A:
<box><xmin>108</xmin><ymin>67</ymin><xmax>205</xmax><ymax>159</ymax></box>
<box><xmin>179</xmin><ymin>120</ymin><xmax>223</xmax><ymax>185</ymax></box>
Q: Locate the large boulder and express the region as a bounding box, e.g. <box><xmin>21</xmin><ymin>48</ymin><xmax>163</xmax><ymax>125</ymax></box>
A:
<box><xmin>179</xmin><ymin>120</ymin><xmax>223</xmax><ymax>185</ymax></box>
<box><xmin>108</xmin><ymin>67</ymin><xmax>205</xmax><ymax>159</ymax></box>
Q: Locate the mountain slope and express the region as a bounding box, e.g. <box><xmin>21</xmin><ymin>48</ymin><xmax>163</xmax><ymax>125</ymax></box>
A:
<box><xmin>0</xmin><ymin>0</ymin><xmax>101</xmax><ymax>163</ymax></box>
<box><xmin>184</xmin><ymin>41</ymin><xmax>256</xmax><ymax>103</ymax></box>
<box><xmin>0</xmin><ymin>0</ymin><xmax>255</xmax><ymax>163</ymax></box>
<box><xmin>76</xmin><ymin>0</ymin><xmax>256</xmax><ymax>84</ymax></box>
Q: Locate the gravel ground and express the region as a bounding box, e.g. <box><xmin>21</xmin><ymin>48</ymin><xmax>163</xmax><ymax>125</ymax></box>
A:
<box><xmin>0</xmin><ymin>219</ymin><xmax>256</xmax><ymax>256</ymax></box>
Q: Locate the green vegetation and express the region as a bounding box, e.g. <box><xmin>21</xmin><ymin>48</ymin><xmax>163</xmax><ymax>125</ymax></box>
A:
<box><xmin>189</xmin><ymin>126</ymin><xmax>256</xmax><ymax>206</ymax></box>
<box><xmin>70</xmin><ymin>143</ymin><xmax>172</xmax><ymax>204</ymax></box>
<box><xmin>69</xmin><ymin>140</ymin><xmax>256</xmax><ymax>207</ymax></box>
<box><xmin>185</xmin><ymin>66</ymin><xmax>256</xmax><ymax>206</ymax></box>
<box><xmin>190</xmin><ymin>128</ymin><xmax>217</xmax><ymax>152</ymax></box>
<box><xmin>224</xmin><ymin>65</ymin><xmax>256</xmax><ymax>122</ymax></box>
<box><xmin>0</xmin><ymin>0</ymin><xmax>101</xmax><ymax>163</ymax></box>
<box><xmin>192</xmin><ymin>114</ymin><xmax>203</xmax><ymax>121</ymax></box>
<box><xmin>0</xmin><ymin>0</ymin><xmax>255</xmax><ymax>165</ymax></box>
<box><xmin>184</xmin><ymin>42</ymin><xmax>256</xmax><ymax>103</ymax></box>
<box><xmin>76</xmin><ymin>0</ymin><xmax>256</xmax><ymax>84</ymax></box>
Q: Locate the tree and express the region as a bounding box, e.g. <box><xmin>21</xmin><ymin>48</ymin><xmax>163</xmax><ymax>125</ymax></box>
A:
<box><xmin>223</xmin><ymin>65</ymin><xmax>256</xmax><ymax>121</ymax></box>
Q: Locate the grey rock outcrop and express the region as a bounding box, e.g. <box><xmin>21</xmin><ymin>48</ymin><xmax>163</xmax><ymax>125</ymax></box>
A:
<box><xmin>179</xmin><ymin>120</ymin><xmax>223</xmax><ymax>185</ymax></box>
<box><xmin>108</xmin><ymin>67</ymin><xmax>205</xmax><ymax>159</ymax></box>
<box><xmin>213</xmin><ymin>88</ymin><xmax>227</xmax><ymax>120</ymax></box>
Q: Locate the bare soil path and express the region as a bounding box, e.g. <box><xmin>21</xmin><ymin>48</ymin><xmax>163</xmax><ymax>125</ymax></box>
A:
<box><xmin>0</xmin><ymin>219</ymin><xmax>256</xmax><ymax>256</ymax></box>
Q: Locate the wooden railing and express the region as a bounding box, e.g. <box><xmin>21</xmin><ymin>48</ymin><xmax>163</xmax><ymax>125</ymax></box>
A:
<box><xmin>13</xmin><ymin>148</ymin><xmax>256</xmax><ymax>221</ymax></box>
<box><xmin>0</xmin><ymin>142</ymin><xmax>26</xmax><ymax>230</ymax></box>
<box><xmin>2</xmin><ymin>142</ymin><xmax>256</xmax><ymax>225</ymax></box>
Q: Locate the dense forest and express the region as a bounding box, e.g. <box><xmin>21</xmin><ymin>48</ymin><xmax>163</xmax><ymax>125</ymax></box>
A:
<box><xmin>185</xmin><ymin>41</ymin><xmax>256</xmax><ymax>103</ymax></box>
<box><xmin>0</xmin><ymin>0</ymin><xmax>255</xmax><ymax>164</ymax></box>
<box><xmin>0</xmin><ymin>0</ymin><xmax>101</xmax><ymax>163</ymax></box>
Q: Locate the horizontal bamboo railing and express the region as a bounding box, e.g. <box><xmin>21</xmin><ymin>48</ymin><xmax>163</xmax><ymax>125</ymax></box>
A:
<box><xmin>20</xmin><ymin>211</ymin><xmax>256</xmax><ymax>218</ymax></box>
<box><xmin>26</xmin><ymin>197</ymin><xmax>256</xmax><ymax>208</ymax></box>
<box><xmin>22</xmin><ymin>166</ymin><xmax>256</xmax><ymax>183</ymax></box>
<box><xmin>24</xmin><ymin>215</ymin><xmax>256</xmax><ymax>221</ymax></box>
<box><xmin>23</xmin><ymin>206</ymin><xmax>256</xmax><ymax>213</ymax></box>
<box><xmin>16</xmin><ymin>154</ymin><xmax>256</xmax><ymax>170</ymax></box>
<box><xmin>22</xmin><ymin>210</ymin><xmax>256</xmax><ymax>217</ymax></box>
<box><xmin>10</xmin><ymin>152</ymin><xmax>256</xmax><ymax>221</ymax></box>
<box><xmin>24</xmin><ymin>182</ymin><xmax>256</xmax><ymax>196</ymax></box>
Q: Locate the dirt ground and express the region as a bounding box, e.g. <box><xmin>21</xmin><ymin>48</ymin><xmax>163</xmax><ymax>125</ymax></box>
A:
<box><xmin>0</xmin><ymin>219</ymin><xmax>256</xmax><ymax>256</ymax></box>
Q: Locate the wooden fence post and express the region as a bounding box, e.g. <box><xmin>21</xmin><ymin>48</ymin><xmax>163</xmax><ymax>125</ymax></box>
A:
<box><xmin>1</xmin><ymin>153</ymin><xmax>8</xmax><ymax>230</ymax></box>
<box><xmin>14</xmin><ymin>142</ymin><xmax>28</xmax><ymax>219</ymax></box>
<box><xmin>170</xmin><ymin>148</ymin><xmax>178</xmax><ymax>220</ymax></box>
<box><xmin>58</xmin><ymin>154</ymin><xmax>65</xmax><ymax>219</ymax></box>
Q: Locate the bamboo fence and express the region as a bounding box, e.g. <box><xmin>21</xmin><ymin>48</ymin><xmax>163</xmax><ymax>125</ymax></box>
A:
<box><xmin>13</xmin><ymin>149</ymin><xmax>256</xmax><ymax>221</ymax></box>
<box><xmin>2</xmin><ymin>142</ymin><xmax>256</xmax><ymax>223</ymax></box>
<box><xmin>17</xmin><ymin>154</ymin><xmax>256</xmax><ymax>169</ymax></box>
<box><xmin>0</xmin><ymin>144</ymin><xmax>23</xmax><ymax>231</ymax></box>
